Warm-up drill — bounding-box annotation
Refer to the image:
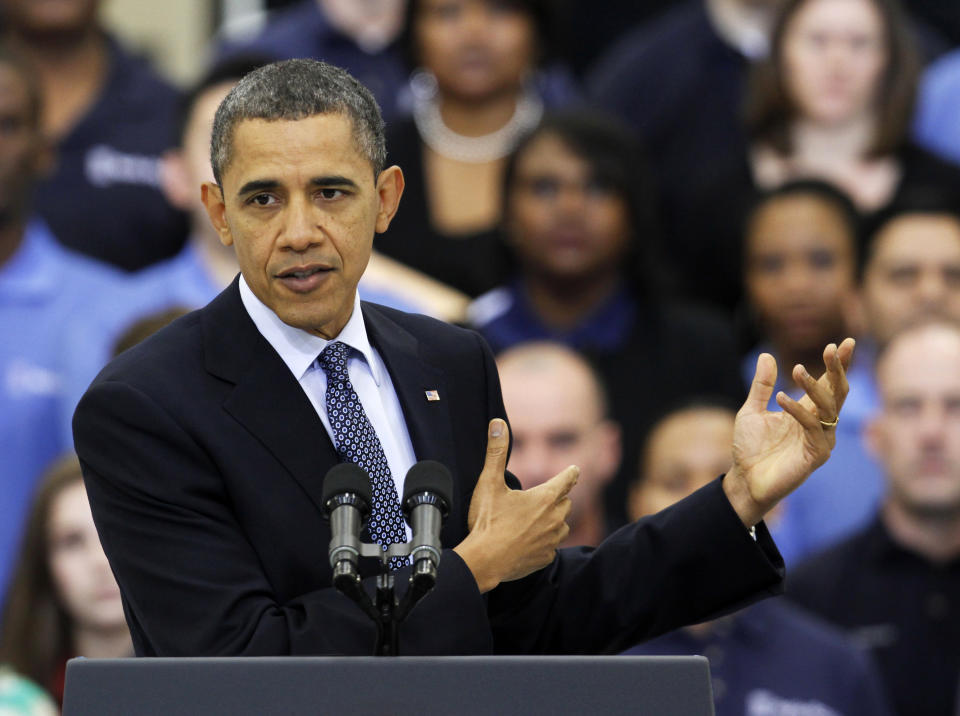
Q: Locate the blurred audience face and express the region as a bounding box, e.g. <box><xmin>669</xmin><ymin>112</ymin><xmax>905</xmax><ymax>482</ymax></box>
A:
<box><xmin>162</xmin><ymin>80</ymin><xmax>236</xmax><ymax>232</ymax></box>
<box><xmin>1</xmin><ymin>0</ymin><xmax>100</xmax><ymax>37</ymax></box>
<box><xmin>0</xmin><ymin>59</ymin><xmax>44</xmax><ymax>229</ymax></box>
<box><xmin>412</xmin><ymin>0</ymin><xmax>536</xmax><ymax>101</ymax></box>
<box><xmin>505</xmin><ymin>131</ymin><xmax>631</xmax><ymax>284</ymax></box>
<box><xmin>781</xmin><ymin>0</ymin><xmax>886</xmax><ymax>125</ymax></box>
<box><xmin>745</xmin><ymin>192</ymin><xmax>856</xmax><ymax>355</ymax></box>
<box><xmin>630</xmin><ymin>407</ymin><xmax>735</xmax><ymax>519</ymax></box>
<box><xmin>861</xmin><ymin>213</ymin><xmax>960</xmax><ymax>346</ymax></box>
<box><xmin>47</xmin><ymin>479</ymin><xmax>125</xmax><ymax>634</ymax></box>
<box><xmin>498</xmin><ymin>343</ymin><xmax>620</xmax><ymax>538</ymax></box>
<box><xmin>868</xmin><ymin>323</ymin><xmax>960</xmax><ymax>518</ymax></box>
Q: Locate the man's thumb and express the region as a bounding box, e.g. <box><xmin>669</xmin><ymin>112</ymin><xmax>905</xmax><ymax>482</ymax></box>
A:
<box><xmin>476</xmin><ymin>419</ymin><xmax>510</xmax><ymax>490</ymax></box>
<box><xmin>533</xmin><ymin>464</ymin><xmax>580</xmax><ymax>501</ymax></box>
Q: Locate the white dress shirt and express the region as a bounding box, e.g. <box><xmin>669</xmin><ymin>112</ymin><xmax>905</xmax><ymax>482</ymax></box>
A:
<box><xmin>239</xmin><ymin>276</ymin><xmax>417</xmax><ymax>534</ymax></box>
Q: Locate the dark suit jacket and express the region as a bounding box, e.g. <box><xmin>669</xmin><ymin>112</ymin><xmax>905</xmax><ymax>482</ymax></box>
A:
<box><xmin>73</xmin><ymin>279</ymin><xmax>785</xmax><ymax>657</ymax></box>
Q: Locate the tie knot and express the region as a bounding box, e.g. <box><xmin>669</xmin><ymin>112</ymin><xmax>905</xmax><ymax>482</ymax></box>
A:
<box><xmin>318</xmin><ymin>341</ymin><xmax>351</xmax><ymax>381</ymax></box>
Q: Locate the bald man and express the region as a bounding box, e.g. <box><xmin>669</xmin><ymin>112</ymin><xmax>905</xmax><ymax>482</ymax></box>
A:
<box><xmin>789</xmin><ymin>320</ymin><xmax>960</xmax><ymax>716</ymax></box>
<box><xmin>497</xmin><ymin>342</ymin><xmax>621</xmax><ymax>547</ymax></box>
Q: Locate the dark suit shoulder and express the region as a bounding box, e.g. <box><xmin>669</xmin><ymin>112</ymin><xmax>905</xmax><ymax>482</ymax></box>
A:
<box><xmin>92</xmin><ymin>307</ymin><xmax>204</xmax><ymax>391</ymax></box>
<box><xmin>361</xmin><ymin>301</ymin><xmax>489</xmax><ymax>357</ymax></box>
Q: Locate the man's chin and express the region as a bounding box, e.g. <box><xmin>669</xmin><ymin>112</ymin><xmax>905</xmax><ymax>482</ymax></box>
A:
<box><xmin>900</xmin><ymin>492</ymin><xmax>960</xmax><ymax>521</ymax></box>
<box><xmin>274</xmin><ymin>302</ymin><xmax>354</xmax><ymax>340</ymax></box>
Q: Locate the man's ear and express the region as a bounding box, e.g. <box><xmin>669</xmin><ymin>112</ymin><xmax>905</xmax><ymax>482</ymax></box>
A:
<box><xmin>374</xmin><ymin>165</ymin><xmax>404</xmax><ymax>234</ymax></box>
<box><xmin>626</xmin><ymin>479</ymin><xmax>648</xmax><ymax>523</ymax></box>
<box><xmin>33</xmin><ymin>132</ymin><xmax>55</xmax><ymax>178</ymax></box>
<box><xmin>844</xmin><ymin>287</ymin><xmax>867</xmax><ymax>338</ymax></box>
<box><xmin>595</xmin><ymin>420</ymin><xmax>622</xmax><ymax>487</ymax></box>
<box><xmin>863</xmin><ymin>414</ymin><xmax>884</xmax><ymax>461</ymax></box>
<box><xmin>201</xmin><ymin>182</ymin><xmax>233</xmax><ymax>247</ymax></box>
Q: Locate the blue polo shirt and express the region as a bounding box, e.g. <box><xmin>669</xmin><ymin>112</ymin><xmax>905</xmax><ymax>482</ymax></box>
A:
<box><xmin>914</xmin><ymin>47</ymin><xmax>960</xmax><ymax>166</ymax></box>
<box><xmin>131</xmin><ymin>242</ymin><xmax>223</xmax><ymax>312</ymax></box>
<box><xmin>624</xmin><ymin>599</ymin><xmax>894</xmax><ymax>716</ymax></box>
<box><xmin>468</xmin><ymin>280</ymin><xmax>636</xmax><ymax>354</ymax></box>
<box><xmin>741</xmin><ymin>346</ymin><xmax>884</xmax><ymax>565</ymax></box>
<box><xmin>0</xmin><ymin>220</ymin><xmax>148</xmax><ymax>592</ymax></box>
<box><xmin>33</xmin><ymin>35</ymin><xmax>188</xmax><ymax>272</ymax></box>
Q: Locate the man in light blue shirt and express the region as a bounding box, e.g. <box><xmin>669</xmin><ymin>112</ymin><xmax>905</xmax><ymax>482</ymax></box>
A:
<box><xmin>0</xmin><ymin>48</ymin><xmax>168</xmax><ymax>593</ymax></box>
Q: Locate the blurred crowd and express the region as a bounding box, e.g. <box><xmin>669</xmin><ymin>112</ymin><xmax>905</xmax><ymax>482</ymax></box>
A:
<box><xmin>1</xmin><ymin>0</ymin><xmax>960</xmax><ymax>713</ymax></box>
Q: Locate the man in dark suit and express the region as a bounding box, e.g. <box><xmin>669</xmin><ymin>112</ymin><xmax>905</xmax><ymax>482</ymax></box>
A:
<box><xmin>73</xmin><ymin>59</ymin><xmax>854</xmax><ymax>657</ymax></box>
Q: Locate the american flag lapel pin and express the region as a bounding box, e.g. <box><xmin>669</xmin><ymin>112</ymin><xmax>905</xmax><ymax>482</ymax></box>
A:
<box><xmin>425</xmin><ymin>389</ymin><xmax>440</xmax><ymax>402</ymax></box>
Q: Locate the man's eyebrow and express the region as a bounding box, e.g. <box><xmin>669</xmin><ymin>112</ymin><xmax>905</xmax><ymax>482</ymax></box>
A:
<box><xmin>309</xmin><ymin>175</ymin><xmax>359</xmax><ymax>189</ymax></box>
<box><xmin>236</xmin><ymin>176</ymin><xmax>360</xmax><ymax>198</ymax></box>
<box><xmin>236</xmin><ymin>179</ymin><xmax>279</xmax><ymax>198</ymax></box>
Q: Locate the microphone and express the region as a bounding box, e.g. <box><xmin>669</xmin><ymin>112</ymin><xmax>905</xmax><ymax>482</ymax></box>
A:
<box><xmin>401</xmin><ymin>460</ymin><xmax>452</xmax><ymax>593</ymax></box>
<box><xmin>322</xmin><ymin>463</ymin><xmax>372</xmax><ymax>593</ymax></box>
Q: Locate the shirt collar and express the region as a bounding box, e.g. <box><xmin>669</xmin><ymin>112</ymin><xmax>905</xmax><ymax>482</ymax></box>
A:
<box><xmin>238</xmin><ymin>275</ymin><xmax>382</xmax><ymax>385</ymax></box>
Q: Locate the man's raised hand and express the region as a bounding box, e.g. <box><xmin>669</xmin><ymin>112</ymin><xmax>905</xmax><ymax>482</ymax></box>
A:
<box><xmin>723</xmin><ymin>338</ymin><xmax>855</xmax><ymax>528</ymax></box>
<box><xmin>453</xmin><ymin>419</ymin><xmax>579</xmax><ymax>593</ymax></box>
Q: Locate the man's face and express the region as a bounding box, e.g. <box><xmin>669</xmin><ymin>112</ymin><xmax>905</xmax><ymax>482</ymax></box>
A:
<box><xmin>201</xmin><ymin>113</ymin><xmax>402</xmax><ymax>338</ymax></box>
<box><xmin>0</xmin><ymin>63</ymin><xmax>44</xmax><ymax>225</ymax></box>
<box><xmin>506</xmin><ymin>132</ymin><xmax>631</xmax><ymax>283</ymax></box>
<box><xmin>745</xmin><ymin>193</ymin><xmax>856</xmax><ymax>354</ymax></box>
<box><xmin>499</xmin><ymin>351</ymin><xmax>620</xmax><ymax>523</ymax></box>
<box><xmin>1</xmin><ymin>0</ymin><xmax>100</xmax><ymax>36</ymax></box>
<box><xmin>868</xmin><ymin>326</ymin><xmax>960</xmax><ymax>518</ymax></box>
<box><xmin>861</xmin><ymin>214</ymin><xmax>960</xmax><ymax>345</ymax></box>
<box><xmin>630</xmin><ymin>408</ymin><xmax>734</xmax><ymax>519</ymax></box>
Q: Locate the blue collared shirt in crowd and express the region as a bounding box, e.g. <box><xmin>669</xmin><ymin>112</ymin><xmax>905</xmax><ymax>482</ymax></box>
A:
<box><xmin>0</xmin><ymin>220</ymin><xmax>149</xmax><ymax>592</ymax></box>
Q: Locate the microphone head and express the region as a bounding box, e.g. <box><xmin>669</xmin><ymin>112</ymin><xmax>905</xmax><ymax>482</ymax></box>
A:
<box><xmin>402</xmin><ymin>460</ymin><xmax>453</xmax><ymax>516</ymax></box>
<box><xmin>321</xmin><ymin>463</ymin><xmax>372</xmax><ymax>517</ymax></box>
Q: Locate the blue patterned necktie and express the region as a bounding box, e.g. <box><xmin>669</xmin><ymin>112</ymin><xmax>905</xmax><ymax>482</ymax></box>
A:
<box><xmin>318</xmin><ymin>341</ymin><xmax>408</xmax><ymax>570</ymax></box>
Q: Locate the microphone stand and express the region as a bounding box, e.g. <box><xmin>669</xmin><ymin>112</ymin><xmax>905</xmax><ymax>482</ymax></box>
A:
<box><xmin>374</xmin><ymin>572</ymin><xmax>398</xmax><ymax>656</ymax></box>
<box><xmin>343</xmin><ymin>542</ymin><xmax>429</xmax><ymax>656</ymax></box>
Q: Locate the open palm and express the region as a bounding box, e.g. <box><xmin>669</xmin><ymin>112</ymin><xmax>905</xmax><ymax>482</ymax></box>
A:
<box><xmin>725</xmin><ymin>339</ymin><xmax>855</xmax><ymax>527</ymax></box>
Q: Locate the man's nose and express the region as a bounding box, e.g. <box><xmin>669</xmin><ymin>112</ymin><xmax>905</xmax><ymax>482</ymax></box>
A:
<box><xmin>915</xmin><ymin>271</ymin><xmax>947</xmax><ymax>306</ymax></box>
<box><xmin>781</xmin><ymin>263</ymin><xmax>816</xmax><ymax>294</ymax></box>
<box><xmin>279</xmin><ymin>196</ymin><xmax>321</xmax><ymax>251</ymax></box>
<box><xmin>916</xmin><ymin>404</ymin><xmax>948</xmax><ymax>446</ymax></box>
<box><xmin>509</xmin><ymin>447</ymin><xmax>552</xmax><ymax>489</ymax></box>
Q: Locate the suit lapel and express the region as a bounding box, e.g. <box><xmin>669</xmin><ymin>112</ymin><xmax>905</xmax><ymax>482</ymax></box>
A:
<box><xmin>201</xmin><ymin>285</ymin><xmax>463</xmax><ymax>537</ymax></box>
<box><xmin>363</xmin><ymin>306</ymin><xmax>467</xmax><ymax>548</ymax></box>
<box><xmin>362</xmin><ymin>304</ymin><xmax>458</xmax><ymax>476</ymax></box>
<box><xmin>202</xmin><ymin>280</ymin><xmax>337</xmax><ymax>514</ymax></box>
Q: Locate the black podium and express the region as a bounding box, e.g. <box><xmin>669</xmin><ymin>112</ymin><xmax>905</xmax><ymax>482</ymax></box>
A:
<box><xmin>63</xmin><ymin>655</ymin><xmax>714</xmax><ymax>715</ymax></box>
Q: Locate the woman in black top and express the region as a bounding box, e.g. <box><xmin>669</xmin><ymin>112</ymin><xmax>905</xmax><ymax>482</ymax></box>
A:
<box><xmin>378</xmin><ymin>0</ymin><xmax>578</xmax><ymax>297</ymax></box>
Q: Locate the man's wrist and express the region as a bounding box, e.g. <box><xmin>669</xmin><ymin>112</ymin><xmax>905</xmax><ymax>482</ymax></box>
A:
<box><xmin>722</xmin><ymin>467</ymin><xmax>764</xmax><ymax>529</ymax></box>
<box><xmin>453</xmin><ymin>537</ymin><xmax>500</xmax><ymax>594</ymax></box>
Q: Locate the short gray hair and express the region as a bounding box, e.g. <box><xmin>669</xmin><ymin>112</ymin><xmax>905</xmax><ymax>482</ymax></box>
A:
<box><xmin>210</xmin><ymin>59</ymin><xmax>386</xmax><ymax>185</ymax></box>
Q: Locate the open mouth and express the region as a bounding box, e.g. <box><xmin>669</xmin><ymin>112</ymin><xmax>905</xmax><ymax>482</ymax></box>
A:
<box><xmin>276</xmin><ymin>265</ymin><xmax>334</xmax><ymax>292</ymax></box>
